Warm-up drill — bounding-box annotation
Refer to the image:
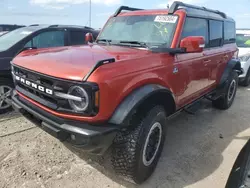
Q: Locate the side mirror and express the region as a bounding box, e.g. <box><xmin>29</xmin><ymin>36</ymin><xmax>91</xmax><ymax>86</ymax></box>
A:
<box><xmin>85</xmin><ymin>33</ymin><xmax>94</xmax><ymax>43</ymax></box>
<box><xmin>180</xmin><ymin>36</ymin><xmax>205</xmax><ymax>53</ymax></box>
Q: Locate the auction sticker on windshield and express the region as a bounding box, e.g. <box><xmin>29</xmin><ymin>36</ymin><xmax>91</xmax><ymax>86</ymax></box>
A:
<box><xmin>154</xmin><ymin>15</ymin><xmax>178</xmax><ymax>23</ymax></box>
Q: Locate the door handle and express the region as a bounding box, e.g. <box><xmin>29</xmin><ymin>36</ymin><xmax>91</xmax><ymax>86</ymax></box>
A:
<box><xmin>203</xmin><ymin>59</ymin><xmax>211</xmax><ymax>67</ymax></box>
<box><xmin>203</xmin><ymin>59</ymin><xmax>211</xmax><ymax>63</ymax></box>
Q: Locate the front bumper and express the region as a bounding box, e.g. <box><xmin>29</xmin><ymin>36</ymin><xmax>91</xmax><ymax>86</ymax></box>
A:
<box><xmin>12</xmin><ymin>91</ymin><xmax>118</xmax><ymax>155</ymax></box>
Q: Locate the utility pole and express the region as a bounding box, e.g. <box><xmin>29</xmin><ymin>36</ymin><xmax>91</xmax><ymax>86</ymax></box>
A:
<box><xmin>89</xmin><ymin>0</ymin><xmax>91</xmax><ymax>27</ymax></box>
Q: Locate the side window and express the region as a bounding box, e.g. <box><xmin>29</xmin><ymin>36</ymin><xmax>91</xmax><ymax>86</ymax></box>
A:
<box><xmin>25</xmin><ymin>30</ymin><xmax>65</xmax><ymax>49</ymax></box>
<box><xmin>224</xmin><ymin>21</ymin><xmax>236</xmax><ymax>44</ymax></box>
<box><xmin>181</xmin><ymin>17</ymin><xmax>209</xmax><ymax>47</ymax></box>
<box><xmin>24</xmin><ymin>40</ymin><xmax>32</xmax><ymax>48</ymax></box>
<box><xmin>209</xmin><ymin>20</ymin><xmax>223</xmax><ymax>48</ymax></box>
<box><xmin>69</xmin><ymin>30</ymin><xmax>86</xmax><ymax>45</ymax></box>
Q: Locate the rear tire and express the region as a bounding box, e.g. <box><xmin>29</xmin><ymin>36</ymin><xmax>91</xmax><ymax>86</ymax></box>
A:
<box><xmin>111</xmin><ymin>106</ymin><xmax>167</xmax><ymax>184</ymax></box>
<box><xmin>0</xmin><ymin>78</ymin><xmax>14</xmax><ymax>114</ymax></box>
<box><xmin>212</xmin><ymin>71</ymin><xmax>238</xmax><ymax>110</ymax></box>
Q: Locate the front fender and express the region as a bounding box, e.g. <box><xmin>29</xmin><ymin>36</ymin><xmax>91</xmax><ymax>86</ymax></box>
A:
<box><xmin>108</xmin><ymin>84</ymin><xmax>175</xmax><ymax>125</ymax></box>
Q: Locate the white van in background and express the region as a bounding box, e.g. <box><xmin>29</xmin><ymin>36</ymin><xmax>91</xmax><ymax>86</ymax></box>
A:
<box><xmin>236</xmin><ymin>29</ymin><xmax>250</xmax><ymax>86</ymax></box>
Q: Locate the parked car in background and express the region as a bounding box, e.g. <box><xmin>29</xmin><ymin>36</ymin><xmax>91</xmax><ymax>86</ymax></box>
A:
<box><xmin>0</xmin><ymin>31</ymin><xmax>8</xmax><ymax>37</ymax></box>
<box><xmin>236</xmin><ymin>29</ymin><xmax>250</xmax><ymax>86</ymax></box>
<box><xmin>226</xmin><ymin>138</ymin><xmax>250</xmax><ymax>188</ymax></box>
<box><xmin>0</xmin><ymin>24</ymin><xmax>99</xmax><ymax>113</ymax></box>
<box><xmin>0</xmin><ymin>24</ymin><xmax>25</xmax><ymax>32</ymax></box>
<box><xmin>11</xmin><ymin>1</ymin><xmax>241</xmax><ymax>184</ymax></box>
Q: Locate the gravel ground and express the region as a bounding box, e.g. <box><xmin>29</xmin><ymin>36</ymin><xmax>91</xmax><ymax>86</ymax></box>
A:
<box><xmin>0</xmin><ymin>86</ymin><xmax>250</xmax><ymax>188</ymax></box>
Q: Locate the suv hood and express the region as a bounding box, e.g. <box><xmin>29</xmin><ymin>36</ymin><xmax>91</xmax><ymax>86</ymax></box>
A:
<box><xmin>13</xmin><ymin>45</ymin><xmax>150</xmax><ymax>81</ymax></box>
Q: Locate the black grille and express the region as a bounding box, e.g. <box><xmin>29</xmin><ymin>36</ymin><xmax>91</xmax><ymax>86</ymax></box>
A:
<box><xmin>12</xmin><ymin>65</ymin><xmax>99</xmax><ymax>116</ymax></box>
<box><xmin>13</xmin><ymin>66</ymin><xmax>65</xmax><ymax>108</ymax></box>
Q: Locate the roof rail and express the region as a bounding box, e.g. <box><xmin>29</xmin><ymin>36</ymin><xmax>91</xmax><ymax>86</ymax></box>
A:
<box><xmin>29</xmin><ymin>24</ymin><xmax>39</xmax><ymax>26</ymax></box>
<box><xmin>84</xmin><ymin>26</ymin><xmax>94</xmax><ymax>30</ymax></box>
<box><xmin>49</xmin><ymin>25</ymin><xmax>59</xmax><ymax>28</ymax></box>
<box><xmin>168</xmin><ymin>1</ymin><xmax>227</xmax><ymax>18</ymax></box>
<box><xmin>114</xmin><ymin>6</ymin><xmax>143</xmax><ymax>17</ymax></box>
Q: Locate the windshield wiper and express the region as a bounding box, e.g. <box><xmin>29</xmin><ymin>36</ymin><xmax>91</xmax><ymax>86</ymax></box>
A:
<box><xmin>118</xmin><ymin>41</ymin><xmax>149</xmax><ymax>48</ymax></box>
<box><xmin>96</xmin><ymin>39</ymin><xmax>112</xmax><ymax>45</ymax></box>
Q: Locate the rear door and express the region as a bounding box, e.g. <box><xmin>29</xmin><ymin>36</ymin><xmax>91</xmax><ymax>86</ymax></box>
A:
<box><xmin>204</xmin><ymin>20</ymin><xmax>227</xmax><ymax>88</ymax></box>
<box><xmin>176</xmin><ymin>17</ymin><xmax>210</xmax><ymax>106</ymax></box>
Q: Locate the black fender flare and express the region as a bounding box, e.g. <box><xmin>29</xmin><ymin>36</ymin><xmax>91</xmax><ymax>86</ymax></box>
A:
<box><xmin>219</xmin><ymin>58</ymin><xmax>241</xmax><ymax>86</ymax></box>
<box><xmin>108</xmin><ymin>84</ymin><xmax>176</xmax><ymax>125</ymax></box>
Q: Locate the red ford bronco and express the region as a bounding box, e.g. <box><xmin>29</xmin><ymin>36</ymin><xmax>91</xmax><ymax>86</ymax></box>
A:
<box><xmin>11</xmin><ymin>1</ymin><xmax>241</xmax><ymax>184</ymax></box>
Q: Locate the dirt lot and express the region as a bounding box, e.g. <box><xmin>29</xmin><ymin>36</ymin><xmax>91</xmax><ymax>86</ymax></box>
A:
<box><xmin>0</xmin><ymin>87</ymin><xmax>250</xmax><ymax>188</ymax></box>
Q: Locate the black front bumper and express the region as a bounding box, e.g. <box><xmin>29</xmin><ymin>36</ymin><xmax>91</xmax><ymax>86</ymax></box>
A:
<box><xmin>12</xmin><ymin>91</ymin><xmax>118</xmax><ymax>155</ymax></box>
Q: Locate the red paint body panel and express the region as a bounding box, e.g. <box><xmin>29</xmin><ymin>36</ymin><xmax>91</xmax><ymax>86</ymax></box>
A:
<box><xmin>14</xmin><ymin>45</ymin><xmax>151</xmax><ymax>81</ymax></box>
<box><xmin>12</xmin><ymin>9</ymin><xmax>238</xmax><ymax>123</ymax></box>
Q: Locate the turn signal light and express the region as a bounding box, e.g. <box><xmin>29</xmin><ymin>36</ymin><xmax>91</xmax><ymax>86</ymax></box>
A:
<box><xmin>95</xmin><ymin>91</ymin><xmax>100</xmax><ymax>107</ymax></box>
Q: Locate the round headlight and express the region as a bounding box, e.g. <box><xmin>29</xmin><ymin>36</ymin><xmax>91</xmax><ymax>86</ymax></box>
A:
<box><xmin>68</xmin><ymin>86</ymin><xmax>89</xmax><ymax>112</ymax></box>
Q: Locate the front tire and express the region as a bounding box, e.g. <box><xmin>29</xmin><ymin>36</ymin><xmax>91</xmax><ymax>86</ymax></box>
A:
<box><xmin>111</xmin><ymin>106</ymin><xmax>167</xmax><ymax>184</ymax></box>
<box><xmin>0</xmin><ymin>78</ymin><xmax>14</xmax><ymax>114</ymax></box>
<box><xmin>212</xmin><ymin>71</ymin><xmax>238</xmax><ymax>110</ymax></box>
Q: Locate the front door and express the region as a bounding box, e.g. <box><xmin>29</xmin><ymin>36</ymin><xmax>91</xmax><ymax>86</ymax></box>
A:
<box><xmin>175</xmin><ymin>52</ymin><xmax>209</xmax><ymax>106</ymax></box>
<box><xmin>174</xmin><ymin>17</ymin><xmax>210</xmax><ymax>107</ymax></box>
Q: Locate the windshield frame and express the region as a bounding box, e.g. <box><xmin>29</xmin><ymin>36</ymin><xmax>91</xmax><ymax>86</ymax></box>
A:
<box><xmin>236</xmin><ymin>33</ymin><xmax>250</xmax><ymax>48</ymax></box>
<box><xmin>97</xmin><ymin>14</ymin><xmax>179</xmax><ymax>49</ymax></box>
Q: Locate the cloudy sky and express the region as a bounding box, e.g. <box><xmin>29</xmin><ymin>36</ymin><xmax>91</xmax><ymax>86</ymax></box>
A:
<box><xmin>0</xmin><ymin>0</ymin><xmax>249</xmax><ymax>29</ymax></box>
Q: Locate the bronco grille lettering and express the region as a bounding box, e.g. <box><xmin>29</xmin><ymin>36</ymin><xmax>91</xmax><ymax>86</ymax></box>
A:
<box><xmin>14</xmin><ymin>75</ymin><xmax>53</xmax><ymax>95</ymax></box>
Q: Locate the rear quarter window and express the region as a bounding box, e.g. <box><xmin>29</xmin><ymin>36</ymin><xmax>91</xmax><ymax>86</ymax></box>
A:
<box><xmin>224</xmin><ymin>21</ymin><xmax>236</xmax><ymax>44</ymax></box>
<box><xmin>209</xmin><ymin>20</ymin><xmax>223</xmax><ymax>47</ymax></box>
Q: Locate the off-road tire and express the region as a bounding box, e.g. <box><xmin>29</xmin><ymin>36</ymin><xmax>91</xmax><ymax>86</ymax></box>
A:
<box><xmin>240</xmin><ymin>68</ymin><xmax>250</xmax><ymax>87</ymax></box>
<box><xmin>212</xmin><ymin>71</ymin><xmax>238</xmax><ymax>110</ymax></box>
<box><xmin>0</xmin><ymin>78</ymin><xmax>14</xmax><ymax>114</ymax></box>
<box><xmin>111</xmin><ymin>106</ymin><xmax>167</xmax><ymax>184</ymax></box>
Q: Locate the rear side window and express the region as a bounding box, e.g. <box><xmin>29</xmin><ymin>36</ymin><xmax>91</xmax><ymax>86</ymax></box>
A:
<box><xmin>181</xmin><ymin>17</ymin><xmax>209</xmax><ymax>47</ymax></box>
<box><xmin>224</xmin><ymin>21</ymin><xmax>236</xmax><ymax>44</ymax></box>
<box><xmin>209</xmin><ymin>20</ymin><xmax>223</xmax><ymax>47</ymax></box>
<box><xmin>69</xmin><ymin>30</ymin><xmax>86</xmax><ymax>45</ymax></box>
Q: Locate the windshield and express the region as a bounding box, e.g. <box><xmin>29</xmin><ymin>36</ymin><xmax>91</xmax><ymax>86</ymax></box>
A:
<box><xmin>236</xmin><ymin>33</ymin><xmax>250</xmax><ymax>48</ymax></box>
<box><xmin>0</xmin><ymin>27</ymin><xmax>39</xmax><ymax>52</ymax></box>
<box><xmin>97</xmin><ymin>15</ymin><xmax>178</xmax><ymax>48</ymax></box>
